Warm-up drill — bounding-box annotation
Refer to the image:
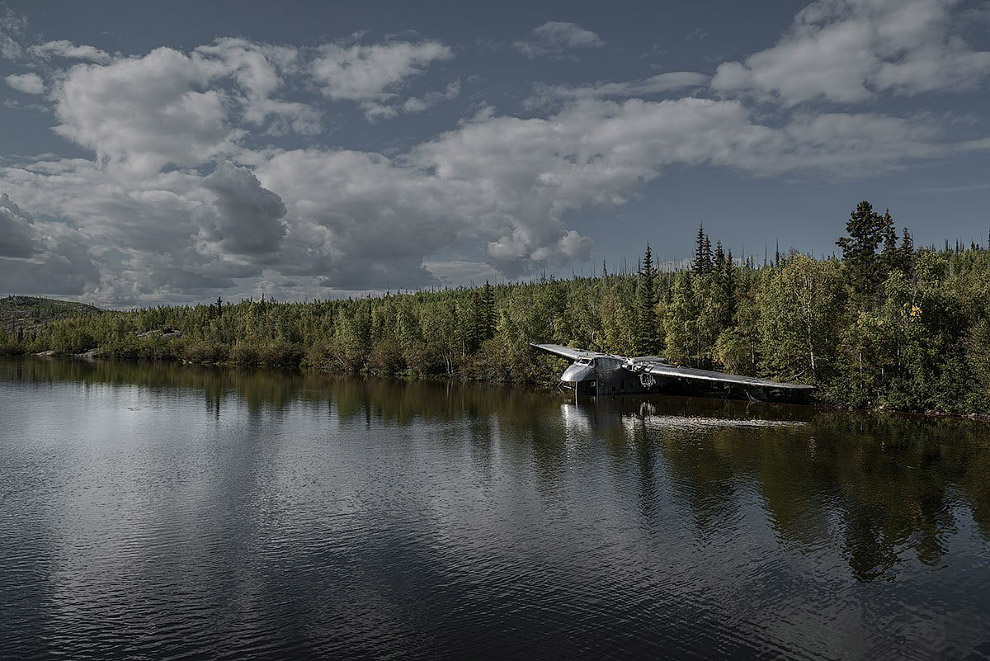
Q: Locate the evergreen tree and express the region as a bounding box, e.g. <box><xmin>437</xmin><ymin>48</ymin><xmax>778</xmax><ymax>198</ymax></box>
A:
<box><xmin>665</xmin><ymin>271</ymin><xmax>698</xmax><ymax>363</ymax></box>
<box><xmin>693</xmin><ymin>223</ymin><xmax>713</xmax><ymax>274</ymax></box>
<box><xmin>634</xmin><ymin>244</ymin><xmax>660</xmax><ymax>355</ymax></box>
<box><xmin>836</xmin><ymin>200</ymin><xmax>889</xmax><ymax>298</ymax></box>
<box><xmin>481</xmin><ymin>281</ymin><xmax>496</xmax><ymax>341</ymax></box>
<box><xmin>467</xmin><ymin>290</ymin><xmax>484</xmax><ymax>353</ymax></box>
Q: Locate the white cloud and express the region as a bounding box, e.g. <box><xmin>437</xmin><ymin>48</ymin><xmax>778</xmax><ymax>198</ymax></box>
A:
<box><xmin>29</xmin><ymin>39</ymin><xmax>113</xmax><ymax>64</ymax></box>
<box><xmin>5</xmin><ymin>72</ymin><xmax>43</xmax><ymax>94</ymax></box>
<box><xmin>194</xmin><ymin>38</ymin><xmax>322</xmax><ymax>135</ymax></box>
<box><xmin>0</xmin><ymin>225</ymin><xmax>100</xmax><ymax>296</ymax></box>
<box><xmin>0</xmin><ymin>189</ymin><xmax>100</xmax><ymax>296</ymax></box>
<box><xmin>526</xmin><ymin>72</ymin><xmax>708</xmax><ymax>108</ymax></box>
<box><xmin>0</xmin><ymin>191</ymin><xmax>37</xmax><ymax>257</ymax></box>
<box><xmin>402</xmin><ymin>79</ymin><xmax>460</xmax><ymax>114</ymax></box>
<box><xmin>255</xmin><ymin>148</ymin><xmax>461</xmax><ymax>289</ymax></box>
<box><xmin>0</xmin><ymin>6</ymin><xmax>27</xmax><ymax>60</ymax></box>
<box><xmin>1</xmin><ymin>11</ymin><xmax>988</xmax><ymax>303</ymax></box>
<box><xmin>311</xmin><ymin>40</ymin><xmax>453</xmax><ymax>120</ymax></box>
<box><xmin>198</xmin><ymin>161</ymin><xmax>287</xmax><ymax>258</ymax></box>
<box><xmin>514</xmin><ymin>21</ymin><xmax>605</xmax><ymax>59</ymax></box>
<box><xmin>5</xmin><ymin>90</ymin><xmax>987</xmax><ymax>302</ymax></box>
<box><xmin>424</xmin><ymin>260</ymin><xmax>503</xmax><ymax>286</ymax></box>
<box><xmin>52</xmin><ymin>47</ymin><xmax>236</xmax><ymax>174</ymax></box>
<box><xmin>712</xmin><ymin>0</ymin><xmax>990</xmax><ymax>105</ymax></box>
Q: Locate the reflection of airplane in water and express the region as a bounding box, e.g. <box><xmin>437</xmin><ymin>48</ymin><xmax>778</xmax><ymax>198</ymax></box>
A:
<box><xmin>560</xmin><ymin>393</ymin><xmax>809</xmax><ymax>441</ymax></box>
<box><xmin>533</xmin><ymin>343</ymin><xmax>814</xmax><ymax>404</ymax></box>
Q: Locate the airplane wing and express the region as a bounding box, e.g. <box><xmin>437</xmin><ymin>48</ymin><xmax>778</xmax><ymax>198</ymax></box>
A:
<box><xmin>627</xmin><ymin>359</ymin><xmax>814</xmax><ymax>391</ymax></box>
<box><xmin>530</xmin><ymin>343</ymin><xmax>611</xmax><ymax>361</ymax></box>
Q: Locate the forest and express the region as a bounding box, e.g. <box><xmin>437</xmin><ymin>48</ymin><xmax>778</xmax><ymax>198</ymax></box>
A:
<box><xmin>3</xmin><ymin>200</ymin><xmax>990</xmax><ymax>415</ymax></box>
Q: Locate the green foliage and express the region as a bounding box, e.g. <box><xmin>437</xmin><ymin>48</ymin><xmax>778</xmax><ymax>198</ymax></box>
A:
<box><xmin>11</xmin><ymin>200</ymin><xmax>990</xmax><ymax>414</ymax></box>
<box><xmin>759</xmin><ymin>254</ymin><xmax>845</xmax><ymax>379</ymax></box>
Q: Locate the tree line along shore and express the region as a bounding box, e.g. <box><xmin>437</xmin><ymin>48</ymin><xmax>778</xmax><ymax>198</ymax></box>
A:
<box><xmin>3</xmin><ymin>201</ymin><xmax>990</xmax><ymax>415</ymax></box>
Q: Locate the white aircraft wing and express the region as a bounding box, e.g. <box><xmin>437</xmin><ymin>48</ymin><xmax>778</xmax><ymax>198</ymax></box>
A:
<box><xmin>530</xmin><ymin>343</ymin><xmax>614</xmax><ymax>361</ymax></box>
<box><xmin>628</xmin><ymin>360</ymin><xmax>814</xmax><ymax>391</ymax></box>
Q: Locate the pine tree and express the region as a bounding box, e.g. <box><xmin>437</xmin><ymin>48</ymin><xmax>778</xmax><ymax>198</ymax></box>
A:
<box><xmin>634</xmin><ymin>244</ymin><xmax>660</xmax><ymax>355</ymax></box>
<box><xmin>724</xmin><ymin>248</ymin><xmax>736</xmax><ymax>321</ymax></box>
<box><xmin>693</xmin><ymin>223</ymin><xmax>711</xmax><ymax>274</ymax></box>
<box><xmin>836</xmin><ymin>200</ymin><xmax>888</xmax><ymax>298</ymax></box>
<box><xmin>467</xmin><ymin>290</ymin><xmax>483</xmax><ymax>353</ymax></box>
<box><xmin>481</xmin><ymin>281</ymin><xmax>496</xmax><ymax>341</ymax></box>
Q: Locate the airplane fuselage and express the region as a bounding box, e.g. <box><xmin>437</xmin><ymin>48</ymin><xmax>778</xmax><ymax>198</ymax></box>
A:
<box><xmin>533</xmin><ymin>343</ymin><xmax>814</xmax><ymax>403</ymax></box>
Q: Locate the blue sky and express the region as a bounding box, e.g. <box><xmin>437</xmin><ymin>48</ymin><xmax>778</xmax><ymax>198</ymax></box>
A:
<box><xmin>1</xmin><ymin>0</ymin><xmax>988</xmax><ymax>305</ymax></box>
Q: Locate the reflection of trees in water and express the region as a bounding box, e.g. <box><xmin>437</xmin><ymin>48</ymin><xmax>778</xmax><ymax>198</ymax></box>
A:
<box><xmin>806</xmin><ymin>415</ymin><xmax>986</xmax><ymax>581</ymax></box>
<box><xmin>7</xmin><ymin>357</ymin><xmax>990</xmax><ymax>583</ymax></box>
<box><xmin>558</xmin><ymin>394</ymin><xmax>990</xmax><ymax>583</ymax></box>
<box><xmin>665</xmin><ymin>406</ymin><xmax>989</xmax><ymax>582</ymax></box>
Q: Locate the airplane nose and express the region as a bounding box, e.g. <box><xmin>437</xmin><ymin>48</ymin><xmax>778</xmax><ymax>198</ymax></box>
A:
<box><xmin>561</xmin><ymin>364</ymin><xmax>596</xmax><ymax>383</ymax></box>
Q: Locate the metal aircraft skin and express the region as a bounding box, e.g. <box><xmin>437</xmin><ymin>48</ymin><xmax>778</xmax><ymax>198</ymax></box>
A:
<box><xmin>532</xmin><ymin>343</ymin><xmax>814</xmax><ymax>400</ymax></box>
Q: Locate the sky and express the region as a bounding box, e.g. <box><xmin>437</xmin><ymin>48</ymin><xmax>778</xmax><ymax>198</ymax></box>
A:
<box><xmin>1</xmin><ymin>0</ymin><xmax>989</xmax><ymax>306</ymax></box>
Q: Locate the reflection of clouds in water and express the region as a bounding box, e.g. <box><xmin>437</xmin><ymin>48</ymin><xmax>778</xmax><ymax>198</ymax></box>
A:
<box><xmin>559</xmin><ymin>402</ymin><xmax>593</xmax><ymax>437</ymax></box>
<box><xmin>5</xmin><ymin>361</ymin><xmax>990</xmax><ymax>659</ymax></box>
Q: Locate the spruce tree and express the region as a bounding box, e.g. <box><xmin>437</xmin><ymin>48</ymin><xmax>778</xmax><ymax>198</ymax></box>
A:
<box><xmin>724</xmin><ymin>248</ymin><xmax>737</xmax><ymax>321</ymax></box>
<box><xmin>481</xmin><ymin>281</ymin><xmax>496</xmax><ymax>340</ymax></box>
<box><xmin>836</xmin><ymin>200</ymin><xmax>888</xmax><ymax>298</ymax></box>
<box><xmin>467</xmin><ymin>291</ymin><xmax>483</xmax><ymax>352</ymax></box>
<box><xmin>635</xmin><ymin>244</ymin><xmax>660</xmax><ymax>355</ymax></box>
<box><xmin>693</xmin><ymin>223</ymin><xmax>711</xmax><ymax>274</ymax></box>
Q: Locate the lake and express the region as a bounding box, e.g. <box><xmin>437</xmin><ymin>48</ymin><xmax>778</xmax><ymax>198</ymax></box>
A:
<box><xmin>1</xmin><ymin>357</ymin><xmax>989</xmax><ymax>659</ymax></box>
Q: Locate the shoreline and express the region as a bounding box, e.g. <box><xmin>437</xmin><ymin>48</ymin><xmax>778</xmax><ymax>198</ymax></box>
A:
<box><xmin>10</xmin><ymin>351</ymin><xmax>990</xmax><ymax>423</ymax></box>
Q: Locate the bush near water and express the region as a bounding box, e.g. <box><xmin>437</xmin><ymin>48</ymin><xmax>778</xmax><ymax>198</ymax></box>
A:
<box><xmin>3</xmin><ymin>201</ymin><xmax>990</xmax><ymax>415</ymax></box>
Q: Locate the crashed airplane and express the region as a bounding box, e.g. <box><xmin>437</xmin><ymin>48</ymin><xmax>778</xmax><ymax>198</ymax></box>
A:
<box><xmin>532</xmin><ymin>343</ymin><xmax>814</xmax><ymax>404</ymax></box>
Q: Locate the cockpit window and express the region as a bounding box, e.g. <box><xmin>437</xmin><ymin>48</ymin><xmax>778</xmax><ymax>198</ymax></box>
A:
<box><xmin>575</xmin><ymin>358</ymin><xmax>591</xmax><ymax>365</ymax></box>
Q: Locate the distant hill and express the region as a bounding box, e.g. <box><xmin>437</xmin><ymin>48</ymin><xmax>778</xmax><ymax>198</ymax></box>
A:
<box><xmin>0</xmin><ymin>296</ymin><xmax>102</xmax><ymax>334</ymax></box>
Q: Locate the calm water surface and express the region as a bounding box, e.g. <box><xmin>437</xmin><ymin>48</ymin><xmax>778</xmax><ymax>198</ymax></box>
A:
<box><xmin>2</xmin><ymin>357</ymin><xmax>989</xmax><ymax>659</ymax></box>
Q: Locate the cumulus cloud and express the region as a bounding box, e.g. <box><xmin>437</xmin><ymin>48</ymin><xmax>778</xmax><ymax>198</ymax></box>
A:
<box><xmin>5</xmin><ymin>71</ymin><xmax>43</xmax><ymax>94</ymax></box>
<box><xmin>195</xmin><ymin>38</ymin><xmax>322</xmax><ymax>135</ymax></box>
<box><xmin>28</xmin><ymin>39</ymin><xmax>113</xmax><ymax>63</ymax></box>
<box><xmin>52</xmin><ymin>47</ymin><xmax>236</xmax><ymax>174</ymax></box>
<box><xmin>199</xmin><ymin>161</ymin><xmax>287</xmax><ymax>258</ymax></box>
<box><xmin>4</xmin><ymin>89</ymin><xmax>987</xmax><ymax>303</ymax></box>
<box><xmin>712</xmin><ymin>0</ymin><xmax>990</xmax><ymax>105</ymax></box>
<box><xmin>514</xmin><ymin>21</ymin><xmax>605</xmax><ymax>59</ymax></box>
<box><xmin>311</xmin><ymin>40</ymin><xmax>453</xmax><ymax>120</ymax></box>
<box><xmin>0</xmin><ymin>227</ymin><xmax>100</xmax><ymax>296</ymax></box>
<box><xmin>255</xmin><ymin>149</ymin><xmax>457</xmax><ymax>289</ymax></box>
<box><xmin>0</xmin><ymin>7</ymin><xmax>988</xmax><ymax>304</ymax></box>
<box><xmin>0</xmin><ymin>190</ymin><xmax>99</xmax><ymax>296</ymax></box>
<box><xmin>0</xmin><ymin>191</ymin><xmax>38</xmax><ymax>257</ymax></box>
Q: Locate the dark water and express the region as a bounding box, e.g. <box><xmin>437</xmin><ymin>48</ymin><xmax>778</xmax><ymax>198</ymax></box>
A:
<box><xmin>2</xmin><ymin>358</ymin><xmax>990</xmax><ymax>660</ymax></box>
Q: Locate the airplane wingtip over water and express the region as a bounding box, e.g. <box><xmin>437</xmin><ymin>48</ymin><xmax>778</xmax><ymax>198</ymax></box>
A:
<box><xmin>531</xmin><ymin>343</ymin><xmax>814</xmax><ymax>403</ymax></box>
